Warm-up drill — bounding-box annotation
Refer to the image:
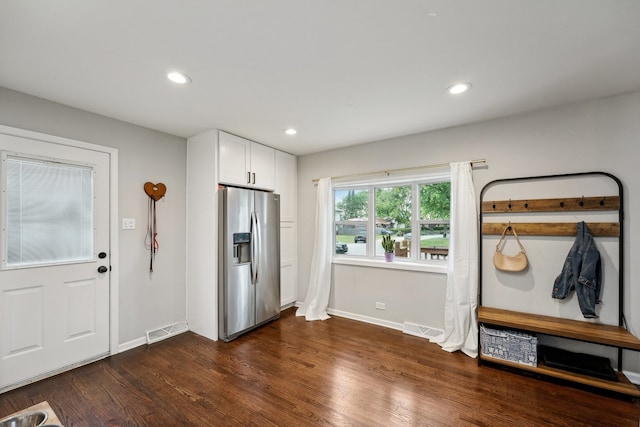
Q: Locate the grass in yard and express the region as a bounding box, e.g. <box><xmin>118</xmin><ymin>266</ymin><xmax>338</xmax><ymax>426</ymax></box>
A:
<box><xmin>421</xmin><ymin>237</ymin><xmax>449</xmax><ymax>248</ymax></box>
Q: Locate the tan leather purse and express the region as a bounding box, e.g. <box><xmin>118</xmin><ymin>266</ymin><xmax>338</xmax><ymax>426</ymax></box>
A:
<box><xmin>493</xmin><ymin>225</ymin><xmax>528</xmax><ymax>272</ymax></box>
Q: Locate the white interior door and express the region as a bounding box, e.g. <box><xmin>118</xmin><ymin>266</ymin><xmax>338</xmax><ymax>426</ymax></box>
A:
<box><xmin>0</xmin><ymin>133</ymin><xmax>110</xmax><ymax>391</ymax></box>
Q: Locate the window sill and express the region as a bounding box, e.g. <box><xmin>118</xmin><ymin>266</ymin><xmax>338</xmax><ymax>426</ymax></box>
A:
<box><xmin>332</xmin><ymin>256</ymin><xmax>448</xmax><ymax>274</ymax></box>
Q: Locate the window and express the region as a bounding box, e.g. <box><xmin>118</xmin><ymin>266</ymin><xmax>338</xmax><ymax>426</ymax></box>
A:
<box><xmin>333</xmin><ymin>176</ymin><xmax>450</xmax><ymax>264</ymax></box>
<box><xmin>375</xmin><ymin>185</ymin><xmax>411</xmax><ymax>258</ymax></box>
<box><xmin>3</xmin><ymin>155</ymin><xmax>94</xmax><ymax>268</ymax></box>
<box><xmin>417</xmin><ymin>182</ymin><xmax>451</xmax><ymax>261</ymax></box>
<box><xmin>334</xmin><ymin>189</ymin><xmax>368</xmax><ymax>257</ymax></box>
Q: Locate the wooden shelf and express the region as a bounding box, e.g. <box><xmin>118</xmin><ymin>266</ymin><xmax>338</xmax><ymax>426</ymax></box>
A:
<box><xmin>482</xmin><ymin>196</ymin><xmax>620</xmax><ymax>213</ymax></box>
<box><xmin>479</xmin><ymin>307</ymin><xmax>640</xmax><ymax>351</ymax></box>
<box><xmin>481</xmin><ymin>222</ymin><xmax>620</xmax><ymax>237</ymax></box>
<box><xmin>479</xmin><ymin>354</ymin><xmax>640</xmax><ymax>397</ymax></box>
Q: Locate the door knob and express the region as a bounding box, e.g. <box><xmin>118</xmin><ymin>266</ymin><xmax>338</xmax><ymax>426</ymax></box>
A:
<box><xmin>97</xmin><ymin>266</ymin><xmax>108</xmax><ymax>273</ymax></box>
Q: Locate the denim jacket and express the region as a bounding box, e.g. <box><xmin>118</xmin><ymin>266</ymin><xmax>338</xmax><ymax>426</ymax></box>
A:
<box><xmin>552</xmin><ymin>221</ymin><xmax>602</xmax><ymax>318</ymax></box>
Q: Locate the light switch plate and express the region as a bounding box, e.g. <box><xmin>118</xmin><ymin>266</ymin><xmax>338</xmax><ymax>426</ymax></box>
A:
<box><xmin>122</xmin><ymin>218</ymin><xmax>136</xmax><ymax>229</ymax></box>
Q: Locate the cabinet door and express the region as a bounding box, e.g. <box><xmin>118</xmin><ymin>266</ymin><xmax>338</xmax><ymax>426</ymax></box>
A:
<box><xmin>218</xmin><ymin>131</ymin><xmax>250</xmax><ymax>187</ymax></box>
<box><xmin>250</xmin><ymin>142</ymin><xmax>275</xmax><ymax>191</ymax></box>
<box><xmin>275</xmin><ymin>151</ymin><xmax>297</xmax><ymax>222</ymax></box>
<box><xmin>275</xmin><ymin>149</ymin><xmax>296</xmax><ymax>307</ymax></box>
<box><xmin>280</xmin><ymin>222</ymin><xmax>296</xmax><ymax>306</ymax></box>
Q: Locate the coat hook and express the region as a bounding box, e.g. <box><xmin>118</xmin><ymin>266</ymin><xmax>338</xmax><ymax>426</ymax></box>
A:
<box><xmin>492</xmin><ymin>202</ymin><xmax>496</xmax><ymax>210</ymax></box>
<box><xmin>560</xmin><ymin>200</ymin><xmax>565</xmax><ymax>208</ymax></box>
<box><xmin>579</xmin><ymin>195</ymin><xmax>584</xmax><ymax>207</ymax></box>
<box><xmin>524</xmin><ymin>200</ymin><xmax>529</xmax><ymax>209</ymax></box>
<box><xmin>600</xmin><ymin>197</ymin><xmax>605</xmax><ymax>206</ymax></box>
<box><xmin>507</xmin><ymin>221</ymin><xmax>512</xmax><ymax>231</ymax></box>
<box><xmin>508</xmin><ymin>198</ymin><xmax>512</xmax><ymax>210</ymax></box>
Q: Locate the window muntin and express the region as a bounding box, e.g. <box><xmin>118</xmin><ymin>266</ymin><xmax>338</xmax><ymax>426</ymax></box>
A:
<box><xmin>334</xmin><ymin>178</ymin><xmax>450</xmax><ymax>263</ymax></box>
<box><xmin>3</xmin><ymin>155</ymin><xmax>95</xmax><ymax>268</ymax></box>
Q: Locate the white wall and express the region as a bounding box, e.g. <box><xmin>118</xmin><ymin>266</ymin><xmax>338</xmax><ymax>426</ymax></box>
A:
<box><xmin>297</xmin><ymin>91</ymin><xmax>640</xmax><ymax>372</ymax></box>
<box><xmin>0</xmin><ymin>87</ymin><xmax>187</xmax><ymax>346</ymax></box>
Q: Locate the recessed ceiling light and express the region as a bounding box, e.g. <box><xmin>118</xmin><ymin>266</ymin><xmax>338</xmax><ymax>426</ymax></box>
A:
<box><xmin>448</xmin><ymin>82</ymin><xmax>471</xmax><ymax>95</ymax></box>
<box><xmin>284</xmin><ymin>128</ymin><xmax>297</xmax><ymax>135</ymax></box>
<box><xmin>167</xmin><ymin>72</ymin><xmax>191</xmax><ymax>85</ymax></box>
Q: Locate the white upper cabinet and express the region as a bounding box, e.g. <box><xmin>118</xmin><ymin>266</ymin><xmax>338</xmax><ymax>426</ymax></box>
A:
<box><xmin>217</xmin><ymin>131</ymin><xmax>250</xmax><ymax>187</ymax></box>
<box><xmin>250</xmin><ymin>141</ymin><xmax>276</xmax><ymax>190</ymax></box>
<box><xmin>218</xmin><ymin>131</ymin><xmax>275</xmax><ymax>191</ymax></box>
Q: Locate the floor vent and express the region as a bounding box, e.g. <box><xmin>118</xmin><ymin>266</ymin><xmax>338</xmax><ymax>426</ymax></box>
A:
<box><xmin>402</xmin><ymin>322</ymin><xmax>443</xmax><ymax>341</ymax></box>
<box><xmin>146</xmin><ymin>321</ymin><xmax>189</xmax><ymax>344</ymax></box>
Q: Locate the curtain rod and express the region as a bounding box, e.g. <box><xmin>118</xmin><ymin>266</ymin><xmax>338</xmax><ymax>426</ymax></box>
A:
<box><xmin>312</xmin><ymin>159</ymin><xmax>486</xmax><ymax>183</ymax></box>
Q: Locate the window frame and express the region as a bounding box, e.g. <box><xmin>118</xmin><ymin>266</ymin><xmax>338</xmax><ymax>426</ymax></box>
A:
<box><xmin>332</xmin><ymin>172</ymin><xmax>450</xmax><ymax>273</ymax></box>
<box><xmin>1</xmin><ymin>152</ymin><xmax>96</xmax><ymax>270</ymax></box>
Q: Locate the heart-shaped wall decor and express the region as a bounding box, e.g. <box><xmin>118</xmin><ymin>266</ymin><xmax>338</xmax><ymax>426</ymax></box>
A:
<box><xmin>144</xmin><ymin>182</ymin><xmax>167</xmax><ymax>201</ymax></box>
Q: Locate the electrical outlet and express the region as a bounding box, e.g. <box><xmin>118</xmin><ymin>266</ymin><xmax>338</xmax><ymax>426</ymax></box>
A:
<box><xmin>122</xmin><ymin>218</ymin><xmax>136</xmax><ymax>230</ymax></box>
<box><xmin>375</xmin><ymin>302</ymin><xmax>386</xmax><ymax>310</ymax></box>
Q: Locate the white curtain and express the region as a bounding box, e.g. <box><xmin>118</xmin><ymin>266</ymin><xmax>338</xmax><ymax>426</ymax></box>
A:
<box><xmin>296</xmin><ymin>178</ymin><xmax>333</xmax><ymax>321</ymax></box>
<box><xmin>433</xmin><ymin>162</ymin><xmax>479</xmax><ymax>357</ymax></box>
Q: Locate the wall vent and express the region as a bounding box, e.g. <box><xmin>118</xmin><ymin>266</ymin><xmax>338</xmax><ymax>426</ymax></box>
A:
<box><xmin>146</xmin><ymin>321</ymin><xmax>189</xmax><ymax>344</ymax></box>
<box><xmin>402</xmin><ymin>322</ymin><xmax>443</xmax><ymax>341</ymax></box>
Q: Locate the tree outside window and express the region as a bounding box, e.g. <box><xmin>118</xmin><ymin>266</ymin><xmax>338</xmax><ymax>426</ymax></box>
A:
<box><xmin>418</xmin><ymin>182</ymin><xmax>451</xmax><ymax>261</ymax></box>
<box><xmin>375</xmin><ymin>186</ymin><xmax>411</xmax><ymax>257</ymax></box>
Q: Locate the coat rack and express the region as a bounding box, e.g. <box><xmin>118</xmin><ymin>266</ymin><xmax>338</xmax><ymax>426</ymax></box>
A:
<box><xmin>477</xmin><ymin>171</ymin><xmax>640</xmax><ymax>398</ymax></box>
<box><xmin>144</xmin><ymin>182</ymin><xmax>166</xmax><ymax>272</ymax></box>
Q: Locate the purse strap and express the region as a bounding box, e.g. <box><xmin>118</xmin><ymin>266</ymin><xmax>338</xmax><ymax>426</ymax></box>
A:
<box><xmin>496</xmin><ymin>225</ymin><xmax>526</xmax><ymax>253</ymax></box>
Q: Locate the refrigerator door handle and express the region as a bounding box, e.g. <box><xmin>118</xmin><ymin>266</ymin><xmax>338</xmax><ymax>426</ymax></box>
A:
<box><xmin>251</xmin><ymin>211</ymin><xmax>259</xmax><ymax>285</ymax></box>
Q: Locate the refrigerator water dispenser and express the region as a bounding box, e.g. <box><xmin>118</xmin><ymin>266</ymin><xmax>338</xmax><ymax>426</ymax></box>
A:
<box><xmin>232</xmin><ymin>232</ymin><xmax>251</xmax><ymax>264</ymax></box>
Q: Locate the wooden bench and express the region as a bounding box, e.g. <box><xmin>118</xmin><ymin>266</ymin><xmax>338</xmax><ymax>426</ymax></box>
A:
<box><xmin>420</xmin><ymin>247</ymin><xmax>448</xmax><ymax>260</ymax></box>
<box><xmin>394</xmin><ymin>240</ymin><xmax>410</xmax><ymax>257</ymax></box>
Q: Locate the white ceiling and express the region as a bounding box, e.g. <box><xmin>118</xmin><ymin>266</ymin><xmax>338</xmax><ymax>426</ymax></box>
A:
<box><xmin>2</xmin><ymin>1</ymin><xmax>640</xmax><ymax>156</ymax></box>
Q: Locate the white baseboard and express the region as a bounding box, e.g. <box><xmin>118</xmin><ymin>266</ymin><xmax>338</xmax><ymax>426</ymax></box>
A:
<box><xmin>326</xmin><ymin>308</ymin><xmax>404</xmax><ymax>331</ymax></box>
<box><xmin>281</xmin><ymin>301</ymin><xmax>296</xmax><ymax>310</ymax></box>
<box><xmin>299</xmin><ymin>302</ymin><xmax>426</xmax><ymax>334</ymax></box>
<box><xmin>295</xmin><ymin>301</ymin><xmax>403</xmax><ymax>330</ymax></box>
<box><xmin>118</xmin><ymin>336</ymin><xmax>147</xmax><ymax>353</ymax></box>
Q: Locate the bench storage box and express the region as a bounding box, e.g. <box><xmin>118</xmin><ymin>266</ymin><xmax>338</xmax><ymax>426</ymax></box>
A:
<box><xmin>480</xmin><ymin>325</ymin><xmax>538</xmax><ymax>367</ymax></box>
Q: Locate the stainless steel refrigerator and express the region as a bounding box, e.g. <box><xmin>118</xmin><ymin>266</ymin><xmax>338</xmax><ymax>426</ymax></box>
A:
<box><xmin>218</xmin><ymin>187</ymin><xmax>280</xmax><ymax>341</ymax></box>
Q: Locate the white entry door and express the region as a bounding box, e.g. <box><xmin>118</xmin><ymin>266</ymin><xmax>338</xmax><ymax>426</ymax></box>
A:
<box><xmin>0</xmin><ymin>132</ymin><xmax>110</xmax><ymax>391</ymax></box>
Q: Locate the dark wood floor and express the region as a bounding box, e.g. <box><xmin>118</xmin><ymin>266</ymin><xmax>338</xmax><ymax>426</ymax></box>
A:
<box><xmin>1</xmin><ymin>308</ymin><xmax>639</xmax><ymax>426</ymax></box>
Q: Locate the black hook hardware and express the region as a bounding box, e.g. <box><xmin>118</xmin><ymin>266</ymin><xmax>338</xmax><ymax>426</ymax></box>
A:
<box><xmin>492</xmin><ymin>202</ymin><xmax>496</xmax><ymax>210</ymax></box>
<box><xmin>524</xmin><ymin>200</ymin><xmax>529</xmax><ymax>209</ymax></box>
<box><xmin>560</xmin><ymin>201</ymin><xmax>565</xmax><ymax>208</ymax></box>
<box><xmin>600</xmin><ymin>197</ymin><xmax>605</xmax><ymax>206</ymax></box>
<box><xmin>508</xmin><ymin>199</ymin><xmax>512</xmax><ymax>210</ymax></box>
<box><xmin>579</xmin><ymin>195</ymin><xmax>584</xmax><ymax>207</ymax></box>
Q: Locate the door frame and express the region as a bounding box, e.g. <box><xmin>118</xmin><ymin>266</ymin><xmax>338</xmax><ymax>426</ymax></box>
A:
<box><xmin>0</xmin><ymin>124</ymin><xmax>119</xmax><ymax>356</ymax></box>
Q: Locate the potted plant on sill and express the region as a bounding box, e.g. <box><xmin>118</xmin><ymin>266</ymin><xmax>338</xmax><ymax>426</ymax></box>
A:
<box><xmin>382</xmin><ymin>234</ymin><xmax>395</xmax><ymax>262</ymax></box>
